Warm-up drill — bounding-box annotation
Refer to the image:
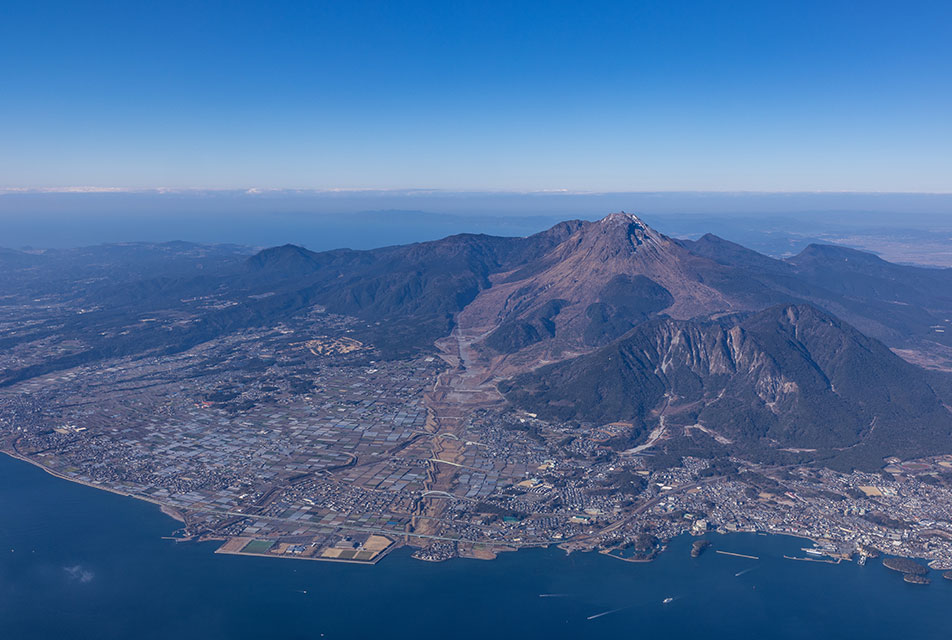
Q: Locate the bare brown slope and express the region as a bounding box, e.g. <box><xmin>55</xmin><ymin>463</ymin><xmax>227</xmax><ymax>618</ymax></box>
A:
<box><xmin>458</xmin><ymin>213</ymin><xmax>785</xmax><ymax>373</ymax></box>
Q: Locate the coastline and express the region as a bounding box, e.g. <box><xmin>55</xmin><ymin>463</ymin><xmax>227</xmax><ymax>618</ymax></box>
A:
<box><xmin>3</xmin><ymin>449</ymin><xmax>948</xmax><ymax>575</ymax></box>
<box><xmin>6</xmin><ymin>447</ymin><xmax>952</xmax><ymax>640</ymax></box>
<box><xmin>0</xmin><ymin>451</ymin><xmax>869</xmax><ymax>567</ymax></box>
<box><xmin>214</xmin><ymin>545</ymin><xmax>389</xmax><ymax>565</ymax></box>
<box><xmin>0</xmin><ymin>449</ymin><xmax>186</xmax><ymax>524</ymax></box>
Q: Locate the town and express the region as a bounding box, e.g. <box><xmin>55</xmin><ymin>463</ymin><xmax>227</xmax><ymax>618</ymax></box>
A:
<box><xmin>3</xmin><ymin>297</ymin><xmax>952</xmax><ymax>574</ymax></box>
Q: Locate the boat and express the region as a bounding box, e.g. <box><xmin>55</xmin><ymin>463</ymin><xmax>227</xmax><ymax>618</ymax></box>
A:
<box><xmin>662</xmin><ymin>597</ymin><xmax>674</xmax><ymax>604</ymax></box>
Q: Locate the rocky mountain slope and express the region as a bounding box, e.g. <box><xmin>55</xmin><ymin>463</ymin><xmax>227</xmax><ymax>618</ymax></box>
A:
<box><xmin>500</xmin><ymin>304</ymin><xmax>952</xmax><ymax>470</ymax></box>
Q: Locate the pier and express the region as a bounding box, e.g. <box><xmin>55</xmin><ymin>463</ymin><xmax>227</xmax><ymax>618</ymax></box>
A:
<box><xmin>715</xmin><ymin>550</ymin><xmax>760</xmax><ymax>560</ymax></box>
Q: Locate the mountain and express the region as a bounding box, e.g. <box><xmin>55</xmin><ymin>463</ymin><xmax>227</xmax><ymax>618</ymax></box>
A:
<box><xmin>681</xmin><ymin>235</ymin><xmax>952</xmax><ymax>357</ymax></box>
<box><xmin>457</xmin><ymin>214</ymin><xmax>794</xmax><ymax>374</ymax></box>
<box><xmin>499</xmin><ymin>304</ymin><xmax>952</xmax><ymax>470</ymax></box>
<box><xmin>242</xmin><ymin>214</ymin><xmax>952</xmax><ymax>472</ymax></box>
<box><xmin>465</xmin><ymin>213</ymin><xmax>952</xmax><ymax>370</ymax></box>
<box><xmin>68</xmin><ymin>213</ymin><xmax>948</xmax><ymax>369</ymax></box>
<box><xmin>4</xmin><ymin>212</ymin><xmax>952</xmax><ymax>469</ymax></box>
<box><xmin>242</xmin><ymin>222</ymin><xmax>587</xmax><ymax>355</ymax></box>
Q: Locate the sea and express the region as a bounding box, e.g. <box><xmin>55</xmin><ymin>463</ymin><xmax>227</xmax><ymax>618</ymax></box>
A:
<box><xmin>1</xmin><ymin>453</ymin><xmax>949</xmax><ymax>640</ymax></box>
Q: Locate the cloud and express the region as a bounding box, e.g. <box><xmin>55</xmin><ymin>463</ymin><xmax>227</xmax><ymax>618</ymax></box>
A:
<box><xmin>64</xmin><ymin>564</ymin><xmax>95</xmax><ymax>583</ymax></box>
<box><xmin>0</xmin><ymin>187</ymin><xmax>134</xmax><ymax>194</ymax></box>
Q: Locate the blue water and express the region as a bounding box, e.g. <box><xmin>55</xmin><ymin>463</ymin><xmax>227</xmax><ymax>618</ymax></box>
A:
<box><xmin>1</xmin><ymin>454</ymin><xmax>949</xmax><ymax>639</ymax></box>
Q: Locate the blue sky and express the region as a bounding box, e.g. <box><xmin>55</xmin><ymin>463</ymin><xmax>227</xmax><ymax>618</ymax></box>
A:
<box><xmin>2</xmin><ymin>0</ymin><xmax>951</xmax><ymax>192</ymax></box>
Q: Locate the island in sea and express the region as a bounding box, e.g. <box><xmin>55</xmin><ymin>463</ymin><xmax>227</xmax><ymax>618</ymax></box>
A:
<box><xmin>2</xmin><ymin>214</ymin><xmax>952</xmax><ymax>572</ymax></box>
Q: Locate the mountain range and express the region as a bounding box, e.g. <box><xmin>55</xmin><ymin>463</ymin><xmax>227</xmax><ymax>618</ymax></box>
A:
<box><xmin>240</xmin><ymin>214</ymin><xmax>952</xmax><ymax>360</ymax></box>
<box><xmin>3</xmin><ymin>213</ymin><xmax>952</xmax><ymax>470</ymax></box>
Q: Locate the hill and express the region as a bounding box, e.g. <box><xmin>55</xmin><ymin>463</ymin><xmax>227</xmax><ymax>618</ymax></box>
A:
<box><xmin>500</xmin><ymin>304</ymin><xmax>952</xmax><ymax>470</ymax></box>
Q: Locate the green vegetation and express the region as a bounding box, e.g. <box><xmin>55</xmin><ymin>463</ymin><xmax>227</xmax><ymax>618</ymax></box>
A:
<box><xmin>500</xmin><ymin>304</ymin><xmax>952</xmax><ymax>472</ymax></box>
<box><xmin>583</xmin><ymin>275</ymin><xmax>673</xmax><ymax>345</ymax></box>
<box><xmin>691</xmin><ymin>540</ymin><xmax>711</xmax><ymax>557</ymax></box>
<box><xmin>485</xmin><ymin>299</ymin><xmax>568</xmax><ymax>352</ymax></box>
<box><xmin>882</xmin><ymin>557</ymin><xmax>927</xmax><ymax>575</ymax></box>
<box><xmin>473</xmin><ymin>501</ymin><xmax>526</xmax><ymax>521</ymax></box>
<box><xmin>240</xmin><ymin>540</ymin><xmax>274</xmax><ymax>555</ymax></box>
<box><xmin>863</xmin><ymin>512</ymin><xmax>910</xmax><ymax>530</ymax></box>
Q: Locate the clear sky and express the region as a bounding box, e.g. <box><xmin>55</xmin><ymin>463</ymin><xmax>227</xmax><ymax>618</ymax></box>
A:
<box><xmin>2</xmin><ymin>0</ymin><xmax>951</xmax><ymax>192</ymax></box>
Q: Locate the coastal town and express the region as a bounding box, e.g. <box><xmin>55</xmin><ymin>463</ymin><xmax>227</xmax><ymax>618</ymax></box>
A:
<box><xmin>3</xmin><ymin>300</ymin><xmax>952</xmax><ymax>579</ymax></box>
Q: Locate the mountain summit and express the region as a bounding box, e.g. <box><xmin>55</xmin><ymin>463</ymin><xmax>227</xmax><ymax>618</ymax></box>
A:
<box><xmin>570</xmin><ymin>212</ymin><xmax>666</xmax><ymax>260</ymax></box>
<box><xmin>459</xmin><ymin>213</ymin><xmax>758</xmax><ymax>364</ymax></box>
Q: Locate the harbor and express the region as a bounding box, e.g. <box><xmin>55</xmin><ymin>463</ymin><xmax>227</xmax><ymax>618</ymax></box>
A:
<box><xmin>4</xmin><ymin>453</ymin><xmax>952</xmax><ymax>639</ymax></box>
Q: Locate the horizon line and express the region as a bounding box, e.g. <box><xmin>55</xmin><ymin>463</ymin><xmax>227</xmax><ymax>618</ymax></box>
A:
<box><xmin>3</xmin><ymin>187</ymin><xmax>952</xmax><ymax>197</ymax></box>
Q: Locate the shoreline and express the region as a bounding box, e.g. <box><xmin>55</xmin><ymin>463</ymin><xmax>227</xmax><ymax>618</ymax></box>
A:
<box><xmin>4</xmin><ymin>447</ymin><xmax>951</xmax><ymax>638</ymax></box>
<box><xmin>4</xmin><ymin>449</ymin><xmax>947</xmax><ymax>574</ymax></box>
<box><xmin>214</xmin><ymin>546</ymin><xmax>387</xmax><ymax>565</ymax></box>
<box><xmin>0</xmin><ymin>450</ymin><xmax>860</xmax><ymax>566</ymax></box>
<box><xmin>0</xmin><ymin>449</ymin><xmax>186</xmax><ymax>524</ymax></box>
